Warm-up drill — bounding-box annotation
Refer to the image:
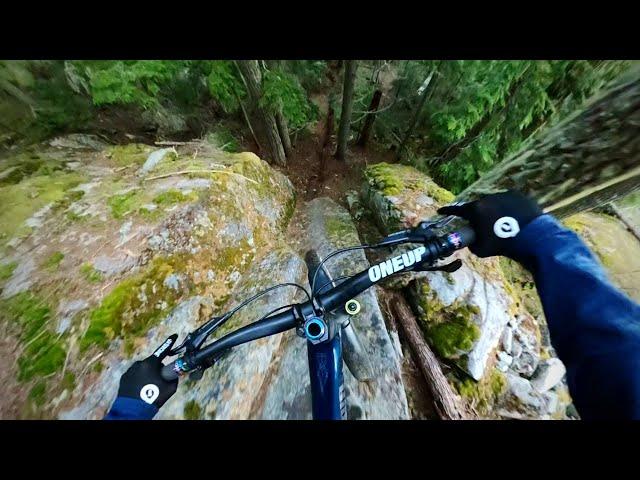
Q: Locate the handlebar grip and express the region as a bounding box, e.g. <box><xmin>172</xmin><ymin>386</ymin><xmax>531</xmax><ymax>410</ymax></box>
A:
<box><xmin>161</xmin><ymin>362</ymin><xmax>180</xmax><ymax>381</ymax></box>
<box><xmin>450</xmin><ymin>225</ymin><xmax>476</xmax><ymax>249</ymax></box>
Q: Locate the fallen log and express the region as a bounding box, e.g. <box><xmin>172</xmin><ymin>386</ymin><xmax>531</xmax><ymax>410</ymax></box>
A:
<box><xmin>387</xmin><ymin>290</ymin><xmax>470</xmax><ymax>420</ymax></box>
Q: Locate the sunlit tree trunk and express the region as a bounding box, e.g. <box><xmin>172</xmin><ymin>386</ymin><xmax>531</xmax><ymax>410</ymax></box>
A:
<box><xmin>336</xmin><ymin>60</ymin><xmax>358</xmax><ymax>160</ymax></box>
<box><xmin>236</xmin><ymin>60</ymin><xmax>286</xmax><ymax>166</ymax></box>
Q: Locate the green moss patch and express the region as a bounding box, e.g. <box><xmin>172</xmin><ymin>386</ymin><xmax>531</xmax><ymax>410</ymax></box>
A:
<box><xmin>498</xmin><ymin>257</ymin><xmax>543</xmax><ymax>319</ymax></box>
<box><xmin>81</xmin><ymin>263</ymin><xmax>103</xmax><ymax>283</ymax></box>
<box><xmin>43</xmin><ymin>251</ymin><xmax>64</xmax><ymax>271</ymax></box>
<box><xmin>364</xmin><ymin>162</ymin><xmax>455</xmax><ymax>204</ymax></box>
<box><xmin>80</xmin><ymin>257</ymin><xmax>186</xmax><ymax>352</ymax></box>
<box><xmin>0</xmin><ymin>261</ymin><xmax>18</xmax><ymax>280</ymax></box>
<box><xmin>455</xmin><ymin>369</ymin><xmax>507</xmax><ymax>414</ymax></box>
<box><xmin>0</xmin><ymin>291</ymin><xmax>66</xmax><ymax>381</ymax></box>
<box><xmin>106</xmin><ymin>144</ymin><xmax>155</xmax><ymax>167</ymax></box>
<box><xmin>0</xmin><ymin>171</ymin><xmax>85</xmax><ymax>250</ymax></box>
<box><xmin>153</xmin><ymin>189</ymin><xmax>198</xmax><ymax>206</ymax></box>
<box><xmin>184</xmin><ymin>400</ymin><xmax>203</xmax><ymax>420</ymax></box>
<box><xmin>107</xmin><ymin>191</ymin><xmax>142</xmax><ymax>219</ymax></box>
<box><xmin>416</xmin><ymin>282</ymin><xmax>480</xmax><ymax>359</ymax></box>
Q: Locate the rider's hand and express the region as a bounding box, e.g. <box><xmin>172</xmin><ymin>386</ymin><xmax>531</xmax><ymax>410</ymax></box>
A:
<box><xmin>437</xmin><ymin>190</ymin><xmax>543</xmax><ymax>259</ymax></box>
<box><xmin>116</xmin><ymin>334</ymin><xmax>179</xmax><ymax>409</ymax></box>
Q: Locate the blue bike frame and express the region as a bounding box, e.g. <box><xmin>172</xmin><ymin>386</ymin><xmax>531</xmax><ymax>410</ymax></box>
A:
<box><xmin>307</xmin><ymin>334</ymin><xmax>345</xmax><ymax>420</ymax></box>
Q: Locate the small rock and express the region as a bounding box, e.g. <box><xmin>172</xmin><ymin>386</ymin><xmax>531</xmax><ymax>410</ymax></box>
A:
<box><xmin>25</xmin><ymin>203</ymin><xmax>53</xmax><ymax>228</ymax></box>
<box><xmin>512</xmin><ymin>341</ymin><xmax>523</xmax><ymax>359</ymax></box>
<box><xmin>506</xmin><ymin>372</ymin><xmax>543</xmax><ymax>410</ymax></box>
<box><xmin>543</xmin><ymin>391</ymin><xmax>559</xmax><ymax>415</ymax></box>
<box><xmin>502</xmin><ymin>326</ymin><xmax>514</xmax><ymax>354</ymax></box>
<box><xmin>207</xmin><ymin>270</ymin><xmax>215</xmax><ymax>282</ymax></box>
<box><xmin>119</xmin><ymin>220</ymin><xmax>133</xmax><ymax>242</ymax></box>
<box><xmin>140</xmin><ymin>148</ymin><xmax>176</xmax><ymax>175</ymax></box>
<box><xmin>512</xmin><ymin>350</ymin><xmax>539</xmax><ymax>377</ymax></box>
<box><xmin>163</xmin><ymin>273</ymin><xmax>182</xmax><ymax>291</ymax></box>
<box><xmin>531</xmin><ymin>358</ymin><xmax>566</xmax><ymax>393</ymax></box>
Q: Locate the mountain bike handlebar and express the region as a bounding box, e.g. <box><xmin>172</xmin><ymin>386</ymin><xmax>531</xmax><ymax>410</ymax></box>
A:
<box><xmin>160</xmin><ymin>224</ymin><xmax>475</xmax><ymax>381</ymax></box>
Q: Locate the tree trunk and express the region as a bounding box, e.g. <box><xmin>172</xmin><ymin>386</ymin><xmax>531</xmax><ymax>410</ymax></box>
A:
<box><xmin>357</xmin><ymin>89</ymin><xmax>383</xmax><ymax>147</ymax></box>
<box><xmin>336</xmin><ymin>60</ymin><xmax>358</xmax><ymax>160</ymax></box>
<box><xmin>275</xmin><ymin>111</ymin><xmax>293</xmax><ymax>158</ymax></box>
<box><xmin>266</xmin><ymin>60</ymin><xmax>293</xmax><ymax>158</ymax></box>
<box><xmin>459</xmin><ymin>66</ymin><xmax>640</xmax><ymax>213</ymax></box>
<box><xmin>397</xmin><ymin>71</ymin><xmax>434</xmax><ymax>158</ymax></box>
<box><xmin>388</xmin><ymin>290</ymin><xmax>469</xmax><ymax>420</ymax></box>
<box><xmin>235</xmin><ymin>60</ymin><xmax>286</xmax><ymax>166</ymax></box>
<box><xmin>232</xmin><ymin>86</ymin><xmax>263</xmax><ymax>152</ymax></box>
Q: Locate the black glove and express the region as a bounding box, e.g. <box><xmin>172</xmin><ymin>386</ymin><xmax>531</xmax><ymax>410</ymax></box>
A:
<box><xmin>437</xmin><ymin>190</ymin><xmax>543</xmax><ymax>259</ymax></box>
<box><xmin>117</xmin><ymin>334</ymin><xmax>179</xmax><ymax>409</ymax></box>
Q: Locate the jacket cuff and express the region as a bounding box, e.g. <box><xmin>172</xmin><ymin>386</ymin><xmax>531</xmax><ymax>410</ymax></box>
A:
<box><xmin>104</xmin><ymin>396</ymin><xmax>158</xmax><ymax>420</ymax></box>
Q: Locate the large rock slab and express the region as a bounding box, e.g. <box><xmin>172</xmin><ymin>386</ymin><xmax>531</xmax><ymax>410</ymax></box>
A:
<box><xmin>1</xmin><ymin>137</ymin><xmax>296</xmax><ymax>418</ymax></box>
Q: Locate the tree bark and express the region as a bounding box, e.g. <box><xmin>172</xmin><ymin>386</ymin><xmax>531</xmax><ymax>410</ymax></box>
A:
<box><xmin>265</xmin><ymin>60</ymin><xmax>293</xmax><ymax>158</ymax></box>
<box><xmin>388</xmin><ymin>290</ymin><xmax>469</xmax><ymax>420</ymax></box>
<box><xmin>459</xmin><ymin>66</ymin><xmax>640</xmax><ymax>214</ymax></box>
<box><xmin>397</xmin><ymin>71</ymin><xmax>434</xmax><ymax>158</ymax></box>
<box><xmin>336</xmin><ymin>60</ymin><xmax>358</xmax><ymax>160</ymax></box>
<box><xmin>235</xmin><ymin>60</ymin><xmax>286</xmax><ymax>166</ymax></box>
<box><xmin>232</xmin><ymin>86</ymin><xmax>263</xmax><ymax>152</ymax></box>
<box><xmin>357</xmin><ymin>89</ymin><xmax>383</xmax><ymax>146</ymax></box>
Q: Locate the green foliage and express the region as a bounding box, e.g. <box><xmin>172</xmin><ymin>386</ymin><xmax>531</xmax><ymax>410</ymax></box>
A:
<box><xmin>261</xmin><ymin>69</ymin><xmax>315</xmax><ymax>129</ymax></box>
<box><xmin>205</xmin><ymin>127</ymin><xmax>240</xmax><ymax>152</ymax></box>
<box><xmin>455</xmin><ymin>369</ymin><xmax>507</xmax><ymax>413</ymax></box>
<box><xmin>284</xmin><ymin>60</ymin><xmax>328</xmax><ymax>91</ymax></box>
<box><xmin>378</xmin><ymin>60</ymin><xmax>632</xmax><ymax>193</ymax></box>
<box><xmin>73</xmin><ymin>61</ymin><xmax>186</xmax><ymax>108</ymax></box>
<box><xmin>206</xmin><ymin>61</ymin><xmax>245</xmax><ymax>113</ymax></box>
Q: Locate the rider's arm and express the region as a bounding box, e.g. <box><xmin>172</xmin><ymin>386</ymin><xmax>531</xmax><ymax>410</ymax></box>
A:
<box><xmin>104</xmin><ymin>397</ymin><xmax>158</xmax><ymax>420</ymax></box>
<box><xmin>104</xmin><ymin>335</ymin><xmax>178</xmax><ymax>421</ymax></box>
<box><xmin>511</xmin><ymin>215</ymin><xmax>640</xmax><ymax>419</ymax></box>
<box><xmin>439</xmin><ymin>191</ymin><xmax>640</xmax><ymax>419</ymax></box>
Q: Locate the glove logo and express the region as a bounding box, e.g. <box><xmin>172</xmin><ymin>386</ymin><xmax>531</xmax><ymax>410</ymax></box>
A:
<box><xmin>140</xmin><ymin>384</ymin><xmax>160</xmax><ymax>405</ymax></box>
<box><xmin>493</xmin><ymin>216</ymin><xmax>520</xmax><ymax>239</ymax></box>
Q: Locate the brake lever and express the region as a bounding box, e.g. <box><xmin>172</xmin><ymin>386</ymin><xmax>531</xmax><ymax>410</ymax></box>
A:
<box><xmin>168</xmin><ymin>314</ymin><xmax>229</xmax><ymax>356</ymax></box>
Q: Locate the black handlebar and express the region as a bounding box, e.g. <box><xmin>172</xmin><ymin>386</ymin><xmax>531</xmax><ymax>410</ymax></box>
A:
<box><xmin>160</xmin><ymin>225</ymin><xmax>475</xmax><ymax>381</ymax></box>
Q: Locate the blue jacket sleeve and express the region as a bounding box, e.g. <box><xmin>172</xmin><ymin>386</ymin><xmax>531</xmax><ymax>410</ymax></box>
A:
<box><xmin>104</xmin><ymin>396</ymin><xmax>158</xmax><ymax>420</ymax></box>
<box><xmin>511</xmin><ymin>214</ymin><xmax>640</xmax><ymax>419</ymax></box>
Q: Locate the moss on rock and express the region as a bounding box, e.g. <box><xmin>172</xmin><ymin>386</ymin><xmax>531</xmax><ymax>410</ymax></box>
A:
<box><xmin>455</xmin><ymin>369</ymin><xmax>507</xmax><ymax>414</ymax></box>
<box><xmin>0</xmin><ymin>291</ymin><xmax>66</xmax><ymax>381</ymax></box>
<box><xmin>183</xmin><ymin>400</ymin><xmax>203</xmax><ymax>420</ymax></box>
<box><xmin>0</xmin><ymin>170</ymin><xmax>85</xmax><ymax>251</ymax></box>
<box><xmin>80</xmin><ymin>257</ymin><xmax>187</xmax><ymax>352</ymax></box>
<box><xmin>153</xmin><ymin>189</ymin><xmax>198</xmax><ymax>206</ymax></box>
<box><xmin>0</xmin><ymin>261</ymin><xmax>18</xmax><ymax>280</ymax></box>
<box><xmin>415</xmin><ymin>281</ymin><xmax>481</xmax><ymax>360</ymax></box>
<box><xmin>43</xmin><ymin>251</ymin><xmax>65</xmax><ymax>271</ymax></box>
<box><xmin>106</xmin><ymin>144</ymin><xmax>155</xmax><ymax>167</ymax></box>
